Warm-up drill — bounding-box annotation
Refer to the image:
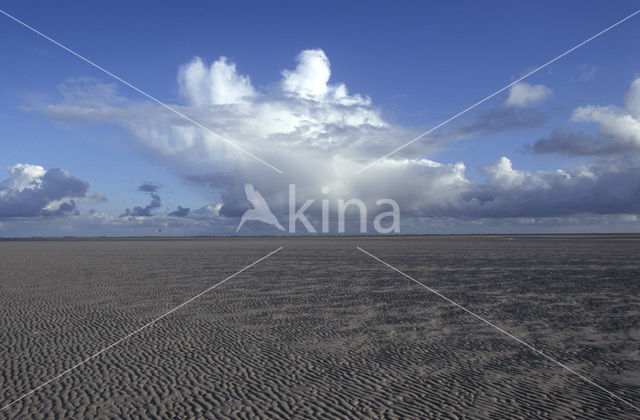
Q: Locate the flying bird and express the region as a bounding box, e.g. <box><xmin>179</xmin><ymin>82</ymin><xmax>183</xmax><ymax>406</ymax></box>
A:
<box><xmin>236</xmin><ymin>184</ymin><xmax>285</xmax><ymax>232</ymax></box>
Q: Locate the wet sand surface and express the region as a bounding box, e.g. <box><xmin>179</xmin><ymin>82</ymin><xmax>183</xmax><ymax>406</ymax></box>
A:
<box><xmin>1</xmin><ymin>236</ymin><xmax>639</xmax><ymax>418</ymax></box>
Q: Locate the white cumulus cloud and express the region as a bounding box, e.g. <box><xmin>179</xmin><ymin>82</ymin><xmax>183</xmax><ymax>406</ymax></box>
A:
<box><xmin>505</xmin><ymin>82</ymin><xmax>553</xmax><ymax>107</ymax></box>
<box><xmin>29</xmin><ymin>50</ymin><xmax>640</xmax><ymax>232</ymax></box>
<box><xmin>571</xmin><ymin>78</ymin><xmax>640</xmax><ymax>146</ymax></box>
<box><xmin>178</xmin><ymin>56</ymin><xmax>256</xmax><ymax>105</ymax></box>
<box><xmin>530</xmin><ymin>78</ymin><xmax>640</xmax><ymax>156</ymax></box>
<box><xmin>282</xmin><ymin>49</ymin><xmax>331</xmax><ymax>98</ymax></box>
<box><xmin>0</xmin><ymin>164</ymin><xmax>96</xmax><ymax>218</ymax></box>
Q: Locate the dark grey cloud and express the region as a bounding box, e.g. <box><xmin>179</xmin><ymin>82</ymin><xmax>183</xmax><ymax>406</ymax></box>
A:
<box><xmin>137</xmin><ymin>183</ymin><xmax>160</xmax><ymax>192</ymax></box>
<box><xmin>362</xmin><ymin>106</ymin><xmax>549</xmax><ymax>159</ymax></box>
<box><xmin>121</xmin><ymin>193</ymin><xmax>162</xmax><ymax>217</ymax></box>
<box><xmin>457</xmin><ymin>107</ymin><xmax>548</xmax><ymax>136</ymax></box>
<box><xmin>185</xmin><ymin>172</ymin><xmax>237</xmax><ymax>189</ymax></box>
<box><xmin>168</xmin><ymin>206</ymin><xmax>190</xmax><ymax>217</ymax></box>
<box><xmin>186</xmin><ymin>156</ymin><xmax>640</xmax><ymax>225</ymax></box>
<box><xmin>454</xmin><ymin>158</ymin><xmax>640</xmax><ymax>218</ymax></box>
<box><xmin>0</xmin><ymin>164</ymin><xmax>91</xmax><ymax>219</ymax></box>
<box><xmin>185</xmin><ymin>172</ymin><xmax>250</xmax><ymax>217</ymax></box>
<box><xmin>42</xmin><ymin>200</ymin><xmax>79</xmax><ymax>217</ymax></box>
<box><xmin>528</xmin><ymin>127</ymin><xmax>640</xmax><ymax>157</ymax></box>
<box><xmin>528</xmin><ymin>78</ymin><xmax>640</xmax><ymax>157</ymax></box>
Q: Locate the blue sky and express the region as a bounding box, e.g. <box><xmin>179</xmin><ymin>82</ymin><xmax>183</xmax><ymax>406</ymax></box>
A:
<box><xmin>1</xmin><ymin>1</ymin><xmax>639</xmax><ymax>236</ymax></box>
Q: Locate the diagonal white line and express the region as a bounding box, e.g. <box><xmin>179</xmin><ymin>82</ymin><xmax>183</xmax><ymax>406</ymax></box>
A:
<box><xmin>358</xmin><ymin>9</ymin><xmax>640</xmax><ymax>174</ymax></box>
<box><xmin>357</xmin><ymin>246</ymin><xmax>640</xmax><ymax>414</ymax></box>
<box><xmin>0</xmin><ymin>246</ymin><xmax>283</xmax><ymax>412</ymax></box>
<box><xmin>0</xmin><ymin>9</ymin><xmax>283</xmax><ymax>174</ymax></box>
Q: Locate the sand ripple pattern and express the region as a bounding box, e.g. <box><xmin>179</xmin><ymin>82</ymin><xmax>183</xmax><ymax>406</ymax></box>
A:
<box><xmin>1</xmin><ymin>237</ymin><xmax>639</xmax><ymax>418</ymax></box>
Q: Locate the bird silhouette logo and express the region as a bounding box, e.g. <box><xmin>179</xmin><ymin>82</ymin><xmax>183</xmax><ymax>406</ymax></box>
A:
<box><xmin>236</xmin><ymin>184</ymin><xmax>285</xmax><ymax>232</ymax></box>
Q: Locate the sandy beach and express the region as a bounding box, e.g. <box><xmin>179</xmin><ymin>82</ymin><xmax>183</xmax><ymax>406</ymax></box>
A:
<box><xmin>1</xmin><ymin>236</ymin><xmax>639</xmax><ymax>418</ymax></box>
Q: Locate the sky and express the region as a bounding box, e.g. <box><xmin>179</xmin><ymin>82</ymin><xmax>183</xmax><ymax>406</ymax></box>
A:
<box><xmin>1</xmin><ymin>1</ymin><xmax>639</xmax><ymax>236</ymax></box>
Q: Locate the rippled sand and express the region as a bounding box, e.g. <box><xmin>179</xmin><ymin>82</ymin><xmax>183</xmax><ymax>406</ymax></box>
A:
<box><xmin>1</xmin><ymin>236</ymin><xmax>639</xmax><ymax>418</ymax></box>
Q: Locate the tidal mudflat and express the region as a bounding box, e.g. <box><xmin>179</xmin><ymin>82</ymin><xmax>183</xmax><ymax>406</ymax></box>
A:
<box><xmin>1</xmin><ymin>236</ymin><xmax>639</xmax><ymax>418</ymax></box>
